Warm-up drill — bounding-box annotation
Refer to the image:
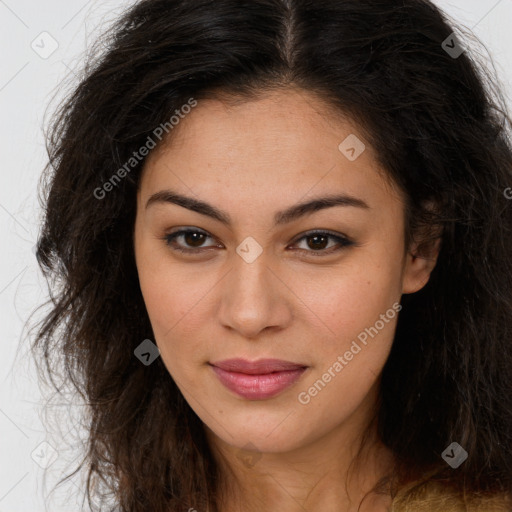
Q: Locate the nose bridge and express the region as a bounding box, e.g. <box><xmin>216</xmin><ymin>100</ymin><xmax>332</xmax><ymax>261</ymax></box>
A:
<box><xmin>231</xmin><ymin>234</ymin><xmax>273</xmax><ymax>294</ymax></box>
<box><xmin>229</xmin><ymin>249</ymin><xmax>273</xmax><ymax>310</ymax></box>
<box><xmin>218</xmin><ymin>247</ymin><xmax>289</xmax><ymax>336</ymax></box>
<box><xmin>234</xmin><ymin>249</ymin><xmax>270</xmax><ymax>296</ymax></box>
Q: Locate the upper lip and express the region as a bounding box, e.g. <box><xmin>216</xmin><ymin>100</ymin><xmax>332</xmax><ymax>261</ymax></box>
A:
<box><xmin>210</xmin><ymin>358</ymin><xmax>307</xmax><ymax>375</ymax></box>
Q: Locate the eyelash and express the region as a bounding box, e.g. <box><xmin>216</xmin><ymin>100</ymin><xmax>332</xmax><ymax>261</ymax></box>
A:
<box><xmin>163</xmin><ymin>228</ymin><xmax>354</xmax><ymax>257</ymax></box>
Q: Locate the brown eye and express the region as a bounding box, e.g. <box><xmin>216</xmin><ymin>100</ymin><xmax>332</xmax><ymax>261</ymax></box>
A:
<box><xmin>182</xmin><ymin>231</ymin><xmax>207</xmax><ymax>247</ymax></box>
<box><xmin>290</xmin><ymin>230</ymin><xmax>354</xmax><ymax>257</ymax></box>
<box><xmin>306</xmin><ymin>234</ymin><xmax>329</xmax><ymax>250</ymax></box>
<box><xmin>164</xmin><ymin>229</ymin><xmax>217</xmax><ymax>253</ymax></box>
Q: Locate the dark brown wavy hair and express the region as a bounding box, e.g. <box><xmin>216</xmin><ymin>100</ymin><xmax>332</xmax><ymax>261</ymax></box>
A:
<box><xmin>30</xmin><ymin>0</ymin><xmax>512</xmax><ymax>510</ymax></box>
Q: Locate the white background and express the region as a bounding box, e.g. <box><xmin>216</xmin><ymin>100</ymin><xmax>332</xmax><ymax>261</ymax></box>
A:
<box><xmin>1</xmin><ymin>1</ymin><xmax>511</xmax><ymax>511</ymax></box>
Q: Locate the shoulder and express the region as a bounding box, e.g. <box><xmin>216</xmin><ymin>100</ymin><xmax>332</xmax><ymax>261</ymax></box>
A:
<box><xmin>390</xmin><ymin>480</ymin><xmax>512</xmax><ymax>512</ymax></box>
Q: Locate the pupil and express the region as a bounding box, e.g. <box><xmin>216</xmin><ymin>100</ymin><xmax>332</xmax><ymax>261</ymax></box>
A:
<box><xmin>185</xmin><ymin>232</ymin><xmax>205</xmax><ymax>247</ymax></box>
<box><xmin>308</xmin><ymin>235</ymin><xmax>327</xmax><ymax>250</ymax></box>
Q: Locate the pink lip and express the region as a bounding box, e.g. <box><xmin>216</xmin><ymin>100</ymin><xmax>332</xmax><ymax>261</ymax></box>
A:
<box><xmin>209</xmin><ymin>358</ymin><xmax>308</xmax><ymax>400</ymax></box>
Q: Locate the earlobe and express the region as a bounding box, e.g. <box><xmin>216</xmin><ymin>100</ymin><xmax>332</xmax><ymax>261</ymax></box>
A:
<box><xmin>401</xmin><ymin>237</ymin><xmax>441</xmax><ymax>294</ymax></box>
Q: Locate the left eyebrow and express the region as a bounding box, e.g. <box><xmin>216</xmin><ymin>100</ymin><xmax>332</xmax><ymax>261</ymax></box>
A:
<box><xmin>145</xmin><ymin>189</ymin><xmax>370</xmax><ymax>227</ymax></box>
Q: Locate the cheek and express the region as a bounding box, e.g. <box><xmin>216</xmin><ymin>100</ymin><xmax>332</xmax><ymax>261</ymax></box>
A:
<box><xmin>136</xmin><ymin>233</ymin><xmax>202</xmax><ymax>330</ymax></box>
<box><xmin>140</xmin><ymin>277</ymin><xmax>200</xmax><ymax>381</ymax></box>
<box><xmin>135</xmin><ymin>241</ymin><xmax>199</xmax><ymax>369</ymax></box>
<box><xmin>290</xmin><ymin>255</ymin><xmax>402</xmax><ymax>348</ymax></box>
<box><xmin>138</xmin><ymin>262</ymin><xmax>183</xmax><ymax>331</ymax></box>
<box><xmin>295</xmin><ymin>271</ymin><xmax>400</xmax><ymax>428</ymax></box>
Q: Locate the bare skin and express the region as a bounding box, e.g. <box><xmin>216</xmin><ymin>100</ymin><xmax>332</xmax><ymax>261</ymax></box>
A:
<box><xmin>133</xmin><ymin>87</ymin><xmax>439</xmax><ymax>511</ymax></box>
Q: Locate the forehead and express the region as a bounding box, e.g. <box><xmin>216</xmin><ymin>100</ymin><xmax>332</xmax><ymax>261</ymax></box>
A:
<box><xmin>139</xmin><ymin>89</ymin><xmax>402</xmax><ymax>213</ymax></box>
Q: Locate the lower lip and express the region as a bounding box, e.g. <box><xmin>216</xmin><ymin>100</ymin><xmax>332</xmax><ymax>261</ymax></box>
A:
<box><xmin>211</xmin><ymin>366</ymin><xmax>307</xmax><ymax>400</ymax></box>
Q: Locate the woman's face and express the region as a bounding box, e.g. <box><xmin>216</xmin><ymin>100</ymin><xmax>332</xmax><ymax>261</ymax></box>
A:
<box><xmin>134</xmin><ymin>88</ymin><xmax>435</xmax><ymax>455</ymax></box>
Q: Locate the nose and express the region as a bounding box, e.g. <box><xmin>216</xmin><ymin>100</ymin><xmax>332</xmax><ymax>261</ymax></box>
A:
<box><xmin>217</xmin><ymin>251</ymin><xmax>293</xmax><ymax>339</ymax></box>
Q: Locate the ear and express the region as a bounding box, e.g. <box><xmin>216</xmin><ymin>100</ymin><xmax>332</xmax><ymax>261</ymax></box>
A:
<box><xmin>401</xmin><ymin>235</ymin><xmax>441</xmax><ymax>294</ymax></box>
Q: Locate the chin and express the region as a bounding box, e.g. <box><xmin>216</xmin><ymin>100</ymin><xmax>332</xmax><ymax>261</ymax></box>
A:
<box><xmin>206</xmin><ymin>412</ymin><xmax>314</xmax><ymax>454</ymax></box>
